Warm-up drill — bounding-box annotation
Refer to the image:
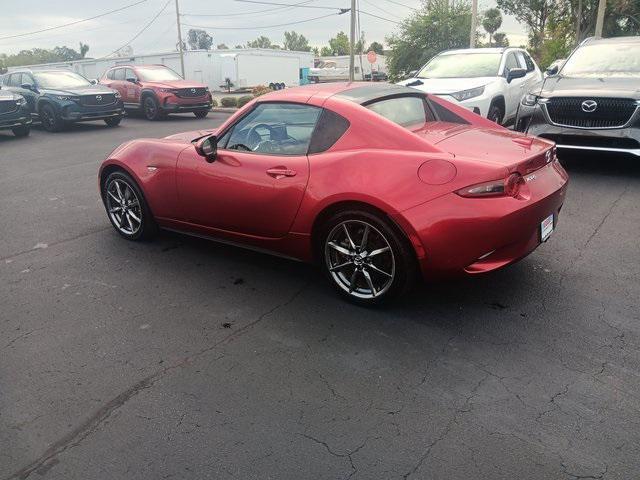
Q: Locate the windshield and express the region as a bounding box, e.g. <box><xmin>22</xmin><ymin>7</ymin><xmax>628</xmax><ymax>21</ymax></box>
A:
<box><xmin>561</xmin><ymin>43</ymin><xmax>640</xmax><ymax>77</ymax></box>
<box><xmin>33</xmin><ymin>71</ymin><xmax>91</xmax><ymax>89</ymax></box>
<box><xmin>417</xmin><ymin>52</ymin><xmax>502</xmax><ymax>78</ymax></box>
<box><xmin>136</xmin><ymin>67</ymin><xmax>183</xmax><ymax>82</ymax></box>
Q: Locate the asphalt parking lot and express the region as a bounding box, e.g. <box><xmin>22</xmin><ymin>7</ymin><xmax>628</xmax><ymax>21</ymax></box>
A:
<box><xmin>1</xmin><ymin>114</ymin><xmax>639</xmax><ymax>480</ymax></box>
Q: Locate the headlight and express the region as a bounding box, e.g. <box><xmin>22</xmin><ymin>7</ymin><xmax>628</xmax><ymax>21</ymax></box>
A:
<box><xmin>522</xmin><ymin>94</ymin><xmax>539</xmax><ymax>106</ymax></box>
<box><xmin>159</xmin><ymin>88</ymin><xmax>177</xmax><ymax>94</ymax></box>
<box><xmin>205</xmin><ymin>86</ymin><xmax>210</xmax><ymax>92</ymax></box>
<box><xmin>114</xmin><ymin>91</ymin><xmax>121</xmax><ymax>99</ymax></box>
<box><xmin>15</xmin><ymin>97</ymin><xmax>26</xmax><ymax>105</ymax></box>
<box><xmin>451</xmin><ymin>86</ymin><xmax>485</xmax><ymax>102</ymax></box>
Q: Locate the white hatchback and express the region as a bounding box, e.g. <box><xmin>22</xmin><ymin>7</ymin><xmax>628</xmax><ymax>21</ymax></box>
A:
<box><xmin>397</xmin><ymin>48</ymin><xmax>542</xmax><ymax>125</ymax></box>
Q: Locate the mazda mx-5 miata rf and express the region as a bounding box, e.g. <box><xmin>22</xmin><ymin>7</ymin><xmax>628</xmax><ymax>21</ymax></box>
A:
<box><xmin>99</xmin><ymin>82</ymin><xmax>568</xmax><ymax>304</ymax></box>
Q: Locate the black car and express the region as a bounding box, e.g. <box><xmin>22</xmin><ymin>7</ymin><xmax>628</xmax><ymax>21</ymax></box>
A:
<box><xmin>1</xmin><ymin>69</ymin><xmax>124</xmax><ymax>132</ymax></box>
<box><xmin>0</xmin><ymin>89</ymin><xmax>31</xmax><ymax>137</ymax></box>
<box><xmin>516</xmin><ymin>36</ymin><xmax>640</xmax><ymax>158</ymax></box>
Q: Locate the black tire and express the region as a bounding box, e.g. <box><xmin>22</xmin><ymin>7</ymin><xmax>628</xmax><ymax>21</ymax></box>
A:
<box><xmin>318</xmin><ymin>209</ymin><xmax>417</xmax><ymax>306</ymax></box>
<box><xmin>194</xmin><ymin>109</ymin><xmax>209</xmax><ymax>119</ymax></box>
<box><xmin>268</xmin><ymin>82</ymin><xmax>275</xmax><ymax>90</ymax></box>
<box><xmin>12</xmin><ymin>125</ymin><xmax>30</xmax><ymax>137</ymax></box>
<box><xmin>142</xmin><ymin>95</ymin><xmax>164</xmax><ymax>121</ymax></box>
<box><xmin>487</xmin><ymin>102</ymin><xmax>504</xmax><ymax>124</ymax></box>
<box><xmin>102</xmin><ymin>170</ymin><xmax>158</xmax><ymax>241</ymax></box>
<box><xmin>104</xmin><ymin>116</ymin><xmax>122</xmax><ymax>127</ymax></box>
<box><xmin>278</xmin><ymin>82</ymin><xmax>285</xmax><ymax>90</ymax></box>
<box><xmin>39</xmin><ymin>103</ymin><xmax>65</xmax><ymax>132</ymax></box>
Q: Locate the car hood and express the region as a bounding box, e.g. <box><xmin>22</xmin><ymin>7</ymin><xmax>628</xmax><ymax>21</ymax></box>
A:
<box><xmin>144</xmin><ymin>80</ymin><xmax>207</xmax><ymax>90</ymax></box>
<box><xmin>396</xmin><ymin>77</ymin><xmax>494</xmax><ymax>94</ymax></box>
<box><xmin>535</xmin><ymin>75</ymin><xmax>640</xmax><ymax>99</ymax></box>
<box><xmin>413</xmin><ymin>122</ymin><xmax>553</xmax><ymax>170</ymax></box>
<box><xmin>43</xmin><ymin>85</ymin><xmax>116</xmax><ymax>96</ymax></box>
<box><xmin>164</xmin><ymin>128</ymin><xmax>218</xmax><ymax>142</ymax></box>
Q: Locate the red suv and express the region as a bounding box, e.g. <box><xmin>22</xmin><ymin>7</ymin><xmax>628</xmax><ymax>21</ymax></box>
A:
<box><xmin>100</xmin><ymin>64</ymin><xmax>212</xmax><ymax>120</ymax></box>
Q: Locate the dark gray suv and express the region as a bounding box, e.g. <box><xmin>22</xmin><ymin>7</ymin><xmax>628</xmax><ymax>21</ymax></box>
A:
<box><xmin>515</xmin><ymin>36</ymin><xmax>640</xmax><ymax>158</ymax></box>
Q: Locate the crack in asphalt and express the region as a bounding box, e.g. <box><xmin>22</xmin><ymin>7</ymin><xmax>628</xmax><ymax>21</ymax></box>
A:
<box><xmin>4</xmin><ymin>282</ymin><xmax>309</xmax><ymax>480</ymax></box>
<box><xmin>300</xmin><ymin>434</ymin><xmax>369</xmax><ymax>480</ymax></box>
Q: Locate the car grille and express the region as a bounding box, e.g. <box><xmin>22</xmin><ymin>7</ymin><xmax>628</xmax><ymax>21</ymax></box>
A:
<box><xmin>0</xmin><ymin>100</ymin><xmax>18</xmax><ymax>115</ymax></box>
<box><xmin>175</xmin><ymin>87</ymin><xmax>207</xmax><ymax>98</ymax></box>
<box><xmin>545</xmin><ymin>97</ymin><xmax>638</xmax><ymax>129</ymax></box>
<box><xmin>79</xmin><ymin>93</ymin><xmax>116</xmax><ymax>106</ymax></box>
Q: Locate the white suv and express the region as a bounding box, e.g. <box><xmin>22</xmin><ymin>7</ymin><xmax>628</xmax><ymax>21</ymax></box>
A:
<box><xmin>397</xmin><ymin>47</ymin><xmax>542</xmax><ymax>125</ymax></box>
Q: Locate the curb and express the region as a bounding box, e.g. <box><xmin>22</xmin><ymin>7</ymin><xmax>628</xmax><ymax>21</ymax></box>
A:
<box><xmin>211</xmin><ymin>107</ymin><xmax>239</xmax><ymax>113</ymax></box>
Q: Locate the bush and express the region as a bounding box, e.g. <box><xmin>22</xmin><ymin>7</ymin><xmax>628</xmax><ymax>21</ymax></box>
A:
<box><xmin>237</xmin><ymin>95</ymin><xmax>254</xmax><ymax>108</ymax></box>
<box><xmin>210</xmin><ymin>98</ymin><xmax>218</xmax><ymax>108</ymax></box>
<box><xmin>251</xmin><ymin>85</ymin><xmax>272</xmax><ymax>97</ymax></box>
<box><xmin>220</xmin><ymin>97</ymin><xmax>237</xmax><ymax>108</ymax></box>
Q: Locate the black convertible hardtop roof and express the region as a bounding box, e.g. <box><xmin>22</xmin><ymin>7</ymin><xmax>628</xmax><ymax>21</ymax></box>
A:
<box><xmin>335</xmin><ymin>83</ymin><xmax>425</xmax><ymax>105</ymax></box>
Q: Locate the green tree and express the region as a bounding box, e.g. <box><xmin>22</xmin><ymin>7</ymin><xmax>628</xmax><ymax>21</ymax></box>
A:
<box><xmin>79</xmin><ymin>42</ymin><xmax>90</xmax><ymax>58</ymax></box>
<box><xmin>495</xmin><ymin>0</ymin><xmax>551</xmax><ymax>53</ymax></box>
<box><xmin>492</xmin><ymin>32</ymin><xmax>510</xmax><ymax>47</ymax></box>
<box><xmin>482</xmin><ymin>8</ymin><xmax>503</xmax><ymax>46</ymax></box>
<box><xmin>247</xmin><ymin>36</ymin><xmax>275</xmax><ymax>48</ymax></box>
<box><xmin>367</xmin><ymin>41</ymin><xmax>384</xmax><ymax>55</ymax></box>
<box><xmin>217</xmin><ymin>43</ymin><xmax>229</xmax><ymax>49</ymax></box>
<box><xmin>385</xmin><ymin>0</ymin><xmax>473</xmax><ymax>80</ymax></box>
<box><xmin>311</xmin><ymin>46</ymin><xmax>320</xmax><ymax>56</ymax></box>
<box><xmin>0</xmin><ymin>44</ymin><xmax>91</xmax><ymax>69</ymax></box>
<box><xmin>328</xmin><ymin>31</ymin><xmax>350</xmax><ymax>55</ymax></box>
<box><xmin>319</xmin><ymin>46</ymin><xmax>333</xmax><ymax>56</ymax></box>
<box><xmin>187</xmin><ymin>29</ymin><xmax>213</xmax><ymax>50</ymax></box>
<box><xmin>283</xmin><ymin>31</ymin><xmax>311</xmax><ymax>51</ymax></box>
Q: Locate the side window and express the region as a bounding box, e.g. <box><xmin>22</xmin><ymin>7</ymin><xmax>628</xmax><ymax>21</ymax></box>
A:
<box><xmin>8</xmin><ymin>73</ymin><xmax>21</xmax><ymax>87</ymax></box>
<box><xmin>504</xmin><ymin>53</ymin><xmax>519</xmax><ymax>74</ymax></box>
<box><xmin>125</xmin><ymin>68</ymin><xmax>137</xmax><ymax>81</ymax></box>
<box><xmin>515</xmin><ymin>51</ymin><xmax>527</xmax><ymax>69</ymax></box>
<box><xmin>308</xmin><ymin>109</ymin><xmax>350</xmax><ymax>154</ymax></box>
<box><xmin>222</xmin><ymin>102</ymin><xmax>322</xmax><ymax>156</ymax></box>
<box><xmin>523</xmin><ymin>52</ymin><xmax>536</xmax><ymax>72</ymax></box>
<box><xmin>106</xmin><ymin>69</ymin><xmax>115</xmax><ymax>80</ymax></box>
<box><xmin>23</xmin><ymin>73</ymin><xmax>35</xmax><ymax>86</ymax></box>
<box><xmin>113</xmin><ymin>68</ymin><xmax>125</xmax><ymax>81</ymax></box>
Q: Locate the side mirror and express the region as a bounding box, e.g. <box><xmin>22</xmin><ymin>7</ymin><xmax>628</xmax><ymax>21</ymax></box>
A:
<box><xmin>20</xmin><ymin>83</ymin><xmax>35</xmax><ymax>91</ymax></box>
<box><xmin>90</xmin><ymin>79</ymin><xmax>98</xmax><ymax>85</ymax></box>
<box><xmin>195</xmin><ymin>135</ymin><xmax>217</xmax><ymax>163</ymax></box>
<box><xmin>545</xmin><ymin>65</ymin><xmax>559</xmax><ymax>76</ymax></box>
<box><xmin>126</xmin><ymin>77</ymin><xmax>138</xmax><ymax>84</ymax></box>
<box><xmin>507</xmin><ymin>68</ymin><xmax>527</xmax><ymax>83</ymax></box>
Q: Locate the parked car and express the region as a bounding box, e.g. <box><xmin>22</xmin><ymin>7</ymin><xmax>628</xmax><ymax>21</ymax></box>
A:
<box><xmin>397</xmin><ymin>47</ymin><xmax>542</xmax><ymax>125</ymax></box>
<box><xmin>1</xmin><ymin>69</ymin><xmax>124</xmax><ymax>132</ymax></box>
<box><xmin>515</xmin><ymin>36</ymin><xmax>640</xmax><ymax>157</ymax></box>
<box><xmin>0</xmin><ymin>89</ymin><xmax>31</xmax><ymax>137</ymax></box>
<box><xmin>99</xmin><ymin>82</ymin><xmax>568</xmax><ymax>305</ymax></box>
<box><xmin>99</xmin><ymin>64</ymin><xmax>213</xmax><ymax>120</ymax></box>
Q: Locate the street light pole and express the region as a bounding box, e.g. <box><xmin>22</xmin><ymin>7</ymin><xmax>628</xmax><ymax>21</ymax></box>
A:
<box><xmin>349</xmin><ymin>0</ymin><xmax>356</xmax><ymax>82</ymax></box>
<box><xmin>594</xmin><ymin>0</ymin><xmax>607</xmax><ymax>38</ymax></box>
<box><xmin>470</xmin><ymin>0</ymin><xmax>478</xmax><ymax>48</ymax></box>
<box><xmin>175</xmin><ymin>0</ymin><xmax>185</xmax><ymax>78</ymax></box>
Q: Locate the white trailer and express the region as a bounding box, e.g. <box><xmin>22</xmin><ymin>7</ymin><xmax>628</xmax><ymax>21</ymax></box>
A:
<box><xmin>5</xmin><ymin>49</ymin><xmax>314</xmax><ymax>92</ymax></box>
<box><xmin>316</xmin><ymin>54</ymin><xmax>388</xmax><ymax>81</ymax></box>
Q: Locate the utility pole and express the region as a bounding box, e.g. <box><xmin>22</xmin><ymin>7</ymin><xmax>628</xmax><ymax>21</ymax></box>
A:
<box><xmin>594</xmin><ymin>0</ymin><xmax>607</xmax><ymax>38</ymax></box>
<box><xmin>175</xmin><ymin>0</ymin><xmax>185</xmax><ymax>78</ymax></box>
<box><xmin>575</xmin><ymin>0</ymin><xmax>582</xmax><ymax>46</ymax></box>
<box><xmin>470</xmin><ymin>0</ymin><xmax>478</xmax><ymax>48</ymax></box>
<box><xmin>349</xmin><ymin>0</ymin><xmax>356</xmax><ymax>82</ymax></box>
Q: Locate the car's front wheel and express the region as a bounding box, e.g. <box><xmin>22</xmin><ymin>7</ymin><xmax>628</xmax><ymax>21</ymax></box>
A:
<box><xmin>104</xmin><ymin>116</ymin><xmax>122</xmax><ymax>127</ymax></box>
<box><xmin>102</xmin><ymin>170</ymin><xmax>157</xmax><ymax>241</ymax></box>
<box><xmin>12</xmin><ymin>125</ymin><xmax>30</xmax><ymax>137</ymax></box>
<box><xmin>320</xmin><ymin>209</ymin><xmax>416</xmax><ymax>305</ymax></box>
<box><xmin>487</xmin><ymin>103</ymin><xmax>504</xmax><ymax>124</ymax></box>
<box><xmin>143</xmin><ymin>96</ymin><xmax>164</xmax><ymax>121</ymax></box>
<box><xmin>40</xmin><ymin>104</ymin><xmax>65</xmax><ymax>132</ymax></box>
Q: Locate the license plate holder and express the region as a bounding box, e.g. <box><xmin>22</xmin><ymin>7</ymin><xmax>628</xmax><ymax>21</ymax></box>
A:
<box><xmin>540</xmin><ymin>214</ymin><xmax>554</xmax><ymax>242</ymax></box>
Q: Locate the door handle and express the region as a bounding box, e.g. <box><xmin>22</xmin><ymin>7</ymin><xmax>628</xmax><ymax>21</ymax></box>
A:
<box><xmin>266</xmin><ymin>167</ymin><xmax>296</xmax><ymax>179</ymax></box>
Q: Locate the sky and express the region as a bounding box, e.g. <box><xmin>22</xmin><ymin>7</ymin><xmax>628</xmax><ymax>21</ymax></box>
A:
<box><xmin>0</xmin><ymin>0</ymin><xmax>530</xmax><ymax>57</ymax></box>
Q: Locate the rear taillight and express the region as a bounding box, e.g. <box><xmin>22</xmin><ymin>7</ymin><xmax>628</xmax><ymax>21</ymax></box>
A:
<box><xmin>456</xmin><ymin>173</ymin><xmax>524</xmax><ymax>198</ymax></box>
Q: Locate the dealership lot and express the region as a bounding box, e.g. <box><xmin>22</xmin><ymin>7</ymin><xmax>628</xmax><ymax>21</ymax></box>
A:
<box><xmin>1</xmin><ymin>116</ymin><xmax>639</xmax><ymax>479</ymax></box>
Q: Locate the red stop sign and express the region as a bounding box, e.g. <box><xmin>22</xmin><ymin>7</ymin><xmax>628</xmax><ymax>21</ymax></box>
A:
<box><xmin>367</xmin><ymin>50</ymin><xmax>377</xmax><ymax>64</ymax></box>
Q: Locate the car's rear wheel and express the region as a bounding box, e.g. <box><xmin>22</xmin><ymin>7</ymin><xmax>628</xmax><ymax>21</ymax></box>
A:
<box><xmin>12</xmin><ymin>125</ymin><xmax>30</xmax><ymax>137</ymax></box>
<box><xmin>40</xmin><ymin>104</ymin><xmax>65</xmax><ymax>132</ymax></box>
<box><xmin>487</xmin><ymin>103</ymin><xmax>504</xmax><ymax>124</ymax></box>
<box><xmin>143</xmin><ymin>96</ymin><xmax>164</xmax><ymax>121</ymax></box>
<box><xmin>194</xmin><ymin>109</ymin><xmax>209</xmax><ymax>118</ymax></box>
<box><xmin>320</xmin><ymin>210</ymin><xmax>416</xmax><ymax>305</ymax></box>
<box><xmin>102</xmin><ymin>170</ymin><xmax>157</xmax><ymax>241</ymax></box>
<box><xmin>104</xmin><ymin>116</ymin><xmax>122</xmax><ymax>127</ymax></box>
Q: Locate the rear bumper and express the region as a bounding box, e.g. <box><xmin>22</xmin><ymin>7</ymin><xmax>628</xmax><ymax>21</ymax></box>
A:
<box><xmin>396</xmin><ymin>161</ymin><xmax>569</xmax><ymax>278</ymax></box>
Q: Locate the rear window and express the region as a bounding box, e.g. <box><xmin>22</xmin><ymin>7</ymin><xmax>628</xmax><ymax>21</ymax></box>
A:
<box><xmin>366</xmin><ymin>96</ymin><xmax>432</xmax><ymax>128</ymax></box>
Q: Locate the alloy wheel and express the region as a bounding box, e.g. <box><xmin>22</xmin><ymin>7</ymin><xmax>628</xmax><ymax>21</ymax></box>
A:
<box><xmin>325</xmin><ymin>220</ymin><xmax>395</xmax><ymax>299</ymax></box>
<box><xmin>105</xmin><ymin>179</ymin><xmax>143</xmax><ymax>236</ymax></box>
<box><xmin>144</xmin><ymin>99</ymin><xmax>157</xmax><ymax>119</ymax></box>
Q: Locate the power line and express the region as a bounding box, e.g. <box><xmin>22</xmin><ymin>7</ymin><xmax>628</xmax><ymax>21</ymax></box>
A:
<box><xmin>380</xmin><ymin>0</ymin><xmax>418</xmax><ymax>10</ymax></box>
<box><xmin>233</xmin><ymin>0</ymin><xmax>344</xmax><ymax>10</ymax></box>
<box><xmin>0</xmin><ymin>0</ymin><xmax>148</xmax><ymax>41</ymax></box>
<box><xmin>181</xmin><ymin>12</ymin><xmax>344</xmax><ymax>30</ymax></box>
<box><xmin>98</xmin><ymin>0</ymin><xmax>172</xmax><ymax>59</ymax></box>
<box><xmin>182</xmin><ymin>0</ymin><xmax>318</xmax><ymax>17</ymax></box>
<box><xmin>358</xmin><ymin>9</ymin><xmax>403</xmax><ymax>25</ymax></box>
<box><xmin>359</xmin><ymin>0</ymin><xmax>403</xmax><ymax>20</ymax></box>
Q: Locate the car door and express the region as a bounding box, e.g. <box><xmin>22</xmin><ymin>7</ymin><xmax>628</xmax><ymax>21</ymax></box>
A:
<box><xmin>8</xmin><ymin>73</ymin><xmax>38</xmax><ymax>114</ymax></box>
<box><xmin>123</xmin><ymin>68</ymin><xmax>141</xmax><ymax>104</ymax></box>
<box><xmin>516</xmin><ymin>51</ymin><xmax>540</xmax><ymax>95</ymax></box>
<box><xmin>109</xmin><ymin>68</ymin><xmax>128</xmax><ymax>104</ymax></box>
<box><xmin>503</xmin><ymin>52</ymin><xmax>527</xmax><ymax>120</ymax></box>
<box><xmin>176</xmin><ymin>102</ymin><xmax>321</xmax><ymax>238</ymax></box>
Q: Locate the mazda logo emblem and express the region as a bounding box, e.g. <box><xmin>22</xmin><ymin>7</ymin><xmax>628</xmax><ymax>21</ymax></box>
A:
<box><xmin>581</xmin><ymin>100</ymin><xmax>597</xmax><ymax>113</ymax></box>
<box><xmin>96</xmin><ymin>95</ymin><xmax>102</xmax><ymax>101</ymax></box>
<box><xmin>191</xmin><ymin>88</ymin><xmax>196</xmax><ymax>93</ymax></box>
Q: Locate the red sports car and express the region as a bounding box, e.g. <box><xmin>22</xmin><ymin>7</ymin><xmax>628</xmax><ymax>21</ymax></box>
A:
<box><xmin>99</xmin><ymin>82</ymin><xmax>568</xmax><ymax>304</ymax></box>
